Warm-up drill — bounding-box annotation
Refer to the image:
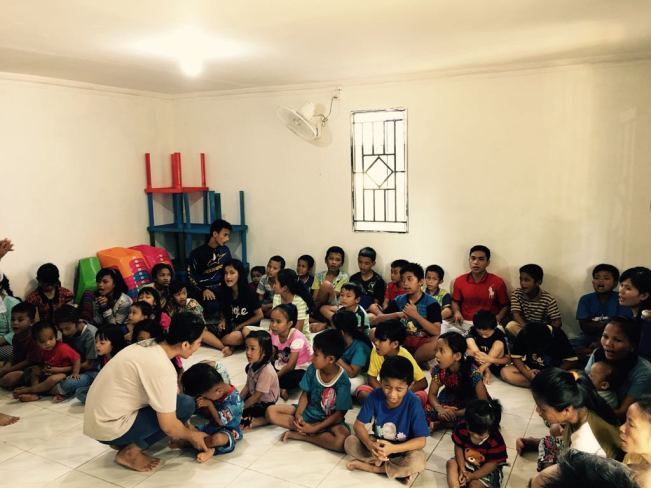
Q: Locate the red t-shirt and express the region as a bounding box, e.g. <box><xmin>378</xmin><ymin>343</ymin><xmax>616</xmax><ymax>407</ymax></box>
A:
<box><xmin>30</xmin><ymin>341</ymin><xmax>80</xmax><ymax>368</ymax></box>
<box><xmin>452</xmin><ymin>273</ymin><xmax>508</xmax><ymax>320</ymax></box>
<box><xmin>385</xmin><ymin>281</ymin><xmax>406</xmax><ymax>302</ymax></box>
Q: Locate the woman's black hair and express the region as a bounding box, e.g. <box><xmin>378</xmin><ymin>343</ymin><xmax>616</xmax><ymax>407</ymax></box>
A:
<box><xmin>333</xmin><ymin>309</ymin><xmax>372</xmax><ymax>349</ymax></box>
<box><xmin>96</xmin><ymin>325</ymin><xmax>128</xmax><ymax>356</ymax></box>
<box><xmin>151</xmin><ymin>263</ymin><xmax>174</xmax><ymax>282</ymax></box>
<box><xmin>245</xmin><ymin>330</ymin><xmax>274</xmax><ymax>373</ymax></box>
<box><xmin>272</xmin><ymin>303</ymin><xmax>298</xmax><ymax>327</ymax></box>
<box><xmin>276</xmin><ymin>268</ymin><xmax>316</xmax><ymax>314</ymax></box>
<box><xmin>465</xmin><ymin>399</ymin><xmax>502</xmax><ymax>434</ymax></box>
<box><xmin>132</xmin><ymin>318</ymin><xmax>164</xmax><ymax>342</ymax></box>
<box><xmin>131</xmin><ymin>300</ymin><xmax>154</xmax><ymax>319</ymax></box>
<box><xmin>95</xmin><ymin>268</ymin><xmax>128</xmax><ymax>300</ymax></box>
<box><xmin>620</xmin><ymin>267</ymin><xmax>651</xmax><ymax>316</ymax></box>
<box><xmin>137</xmin><ymin>287</ymin><xmax>162</xmax><ymax>321</ymax></box>
<box><xmin>220</xmin><ymin>259</ymin><xmax>249</xmax><ymax>296</ymax></box>
<box><xmin>161</xmin><ymin>311</ymin><xmax>205</xmax><ymax>345</ymax></box>
<box><xmin>531</xmin><ymin>367</ymin><xmax>619</xmax><ymax>426</ymax></box>
<box><xmin>0</xmin><ymin>274</ymin><xmax>14</xmax><ymax>297</ymax></box>
<box><xmin>439</xmin><ymin>331</ymin><xmax>475</xmax><ymax>400</ymax></box>
<box><xmin>538</xmin><ymin>449</ymin><xmax>640</xmax><ymax>488</ymax></box>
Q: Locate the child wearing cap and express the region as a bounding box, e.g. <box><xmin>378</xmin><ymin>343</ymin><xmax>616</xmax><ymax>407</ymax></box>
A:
<box><xmin>25</xmin><ymin>263</ymin><xmax>74</xmax><ymax>323</ymax></box>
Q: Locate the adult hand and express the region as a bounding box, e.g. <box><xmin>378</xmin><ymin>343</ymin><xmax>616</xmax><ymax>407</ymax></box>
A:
<box><xmin>203</xmin><ymin>289</ymin><xmax>216</xmax><ymax>301</ymax></box>
<box><xmin>0</xmin><ymin>239</ymin><xmax>14</xmax><ymax>260</ymax></box>
<box><xmin>188</xmin><ymin>429</ymin><xmax>209</xmax><ymax>452</ymax></box>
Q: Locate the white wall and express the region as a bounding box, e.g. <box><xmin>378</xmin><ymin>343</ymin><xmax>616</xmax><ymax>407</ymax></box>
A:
<box><xmin>172</xmin><ymin>61</ymin><xmax>651</xmax><ymax>334</ymax></box>
<box><xmin>0</xmin><ymin>77</ymin><xmax>173</xmax><ymax>296</ymax></box>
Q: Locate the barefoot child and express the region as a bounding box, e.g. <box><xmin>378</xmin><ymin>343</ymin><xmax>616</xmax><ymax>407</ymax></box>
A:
<box><xmin>446</xmin><ymin>399</ymin><xmax>507</xmax><ymax>488</ymax></box>
<box><xmin>181</xmin><ymin>362</ymin><xmax>244</xmax><ymax>461</ymax></box>
<box><xmin>344</xmin><ymin>356</ymin><xmax>429</xmax><ymax>483</ymax></box>
<box><xmin>240</xmin><ymin>330</ymin><xmax>279</xmax><ymax>429</ymax></box>
<box><xmin>13</xmin><ymin>321</ymin><xmax>80</xmax><ymax>401</ymax></box>
<box><xmin>266</xmin><ymin>329</ymin><xmax>352</xmax><ymax>452</ymax></box>
<box><xmin>466</xmin><ymin>310</ymin><xmax>509</xmax><ymax>384</ymax></box>
<box><xmin>333</xmin><ymin>309</ymin><xmax>372</xmax><ymax>393</ymax></box>
<box><xmin>426</xmin><ymin>332</ymin><xmax>489</xmax><ymax>431</ymax></box>
<box><xmin>0</xmin><ymin>302</ymin><xmax>37</xmax><ymax>390</ymax></box>
<box><xmin>311</xmin><ymin>246</ymin><xmax>349</xmax><ymax>312</ymax></box>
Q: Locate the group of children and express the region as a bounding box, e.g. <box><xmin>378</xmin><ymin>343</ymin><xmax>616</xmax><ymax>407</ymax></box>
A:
<box><xmin>1</xmin><ymin>219</ymin><xmax>650</xmax><ymax>486</ymax></box>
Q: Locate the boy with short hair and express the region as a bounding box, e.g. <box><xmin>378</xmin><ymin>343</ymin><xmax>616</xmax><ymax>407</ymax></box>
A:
<box><xmin>451</xmin><ymin>245</ymin><xmax>509</xmax><ymax>334</ymax></box>
<box><xmin>297</xmin><ymin>254</ymin><xmax>315</xmax><ymax>290</ymax></box>
<box><xmin>181</xmin><ymin>362</ymin><xmax>244</xmax><ymax>462</ymax></box>
<box><xmin>257</xmin><ymin>256</ymin><xmax>286</xmax><ymax>317</ymax></box>
<box><xmin>375</xmin><ymin>262</ymin><xmax>442</xmax><ymax>364</ymax></box>
<box><xmin>187</xmin><ymin>218</ymin><xmax>232</xmax><ymax>317</ymax></box>
<box><xmin>54</xmin><ymin>305</ymin><xmax>98</xmax><ymax>400</ymax></box>
<box><xmin>319</xmin><ymin>282</ymin><xmax>370</xmax><ymax>334</ymax></box>
<box><xmin>573</xmin><ymin>264</ymin><xmax>632</xmax><ymax>356</ymax></box>
<box><xmin>345</xmin><ymin>355</ymin><xmax>429</xmax><ymax>483</ymax></box>
<box><xmin>266</xmin><ymin>329</ymin><xmax>352</xmax><ymax>452</ymax></box>
<box><xmin>356</xmin><ymin>320</ymin><xmax>428</xmax><ymax>403</ymax></box>
<box><xmin>466</xmin><ymin>310</ymin><xmax>509</xmax><ymax>384</ymax></box>
<box><xmin>500</xmin><ymin>322</ymin><xmax>578</xmax><ymax>388</ymax></box>
<box><xmin>424</xmin><ymin>264</ymin><xmax>453</xmax><ymax>320</ymax></box>
<box><xmin>505</xmin><ymin>264</ymin><xmax>562</xmax><ymax>338</ymax></box>
<box><xmin>349</xmin><ymin>247</ymin><xmax>386</xmax><ymax>310</ymax></box>
<box><xmin>249</xmin><ymin>265</ymin><xmax>265</xmax><ymax>294</ymax></box>
<box><xmin>0</xmin><ymin>302</ymin><xmax>37</xmax><ymax>389</ymax></box>
<box><xmin>312</xmin><ymin>246</ymin><xmax>349</xmax><ymax>309</ymax></box>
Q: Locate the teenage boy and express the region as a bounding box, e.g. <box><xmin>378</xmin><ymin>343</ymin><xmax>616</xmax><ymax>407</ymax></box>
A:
<box><xmin>451</xmin><ymin>245</ymin><xmax>509</xmax><ymax>334</ymax></box>
<box><xmin>187</xmin><ymin>219</ymin><xmax>232</xmax><ymax>316</ymax></box>
<box><xmin>355</xmin><ymin>320</ymin><xmax>428</xmax><ymax>403</ymax></box>
<box><xmin>375</xmin><ymin>263</ymin><xmax>442</xmax><ymax>364</ymax></box>
<box><xmin>505</xmin><ymin>264</ymin><xmax>562</xmax><ymax>338</ymax></box>
<box><xmin>349</xmin><ymin>247</ymin><xmax>386</xmax><ymax>310</ymax></box>
<box><xmin>573</xmin><ymin>264</ymin><xmax>632</xmax><ymax>356</ymax></box>
<box><xmin>266</xmin><ymin>329</ymin><xmax>352</xmax><ymax>452</ymax></box>
<box><xmin>312</xmin><ymin>246</ymin><xmax>349</xmax><ymax>309</ymax></box>
<box><xmin>344</xmin><ymin>356</ymin><xmax>429</xmax><ymax>483</ymax></box>
<box><xmin>320</xmin><ymin>282</ymin><xmax>370</xmax><ymax>334</ymax></box>
<box><xmin>257</xmin><ymin>256</ymin><xmax>285</xmax><ymax>318</ymax></box>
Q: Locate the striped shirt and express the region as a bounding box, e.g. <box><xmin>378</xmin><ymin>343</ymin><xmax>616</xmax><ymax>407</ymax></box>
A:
<box><xmin>452</xmin><ymin>420</ymin><xmax>508</xmax><ymax>465</ymax></box>
<box><xmin>510</xmin><ymin>288</ymin><xmax>561</xmax><ymax>324</ymax></box>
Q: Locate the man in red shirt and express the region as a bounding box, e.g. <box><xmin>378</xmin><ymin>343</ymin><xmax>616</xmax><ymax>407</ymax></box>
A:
<box><xmin>451</xmin><ymin>246</ymin><xmax>509</xmax><ymax>332</ymax></box>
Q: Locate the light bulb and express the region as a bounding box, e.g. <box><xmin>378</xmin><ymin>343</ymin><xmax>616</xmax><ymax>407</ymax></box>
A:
<box><xmin>180</xmin><ymin>57</ymin><xmax>203</xmax><ymax>77</ymax></box>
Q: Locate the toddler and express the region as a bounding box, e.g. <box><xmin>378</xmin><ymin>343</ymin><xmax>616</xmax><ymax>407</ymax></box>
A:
<box><xmin>589</xmin><ymin>360</ymin><xmax>619</xmax><ymax>409</ymax></box>
<box><xmin>240</xmin><ymin>330</ymin><xmax>279</xmax><ymax>429</ymax></box>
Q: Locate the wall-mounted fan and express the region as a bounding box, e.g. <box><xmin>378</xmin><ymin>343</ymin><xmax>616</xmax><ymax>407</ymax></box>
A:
<box><xmin>277</xmin><ymin>89</ymin><xmax>341</xmax><ymax>141</ymax></box>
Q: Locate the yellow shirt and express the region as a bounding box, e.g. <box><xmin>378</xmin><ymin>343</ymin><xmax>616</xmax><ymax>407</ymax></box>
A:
<box><xmin>367</xmin><ymin>346</ymin><xmax>425</xmax><ymax>382</ymax></box>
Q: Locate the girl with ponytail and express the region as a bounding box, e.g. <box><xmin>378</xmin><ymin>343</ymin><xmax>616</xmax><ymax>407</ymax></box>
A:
<box><xmin>271</xmin><ymin>268</ymin><xmax>315</xmax><ymax>340</ymax></box>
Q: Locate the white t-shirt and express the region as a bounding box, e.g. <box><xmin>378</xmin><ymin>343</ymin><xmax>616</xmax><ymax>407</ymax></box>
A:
<box><xmin>571</xmin><ymin>421</ymin><xmax>607</xmax><ymax>457</ymax></box>
<box><xmin>83</xmin><ymin>340</ymin><xmax>177</xmax><ymax>441</ymax></box>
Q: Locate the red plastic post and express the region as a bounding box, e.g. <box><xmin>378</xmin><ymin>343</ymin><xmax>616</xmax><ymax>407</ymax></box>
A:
<box><xmin>200</xmin><ymin>153</ymin><xmax>206</xmax><ymax>187</ymax></box>
<box><xmin>145</xmin><ymin>153</ymin><xmax>152</xmax><ymax>189</ymax></box>
<box><xmin>176</xmin><ymin>152</ymin><xmax>183</xmax><ymax>188</ymax></box>
<box><xmin>171</xmin><ymin>152</ymin><xmax>182</xmax><ymax>189</ymax></box>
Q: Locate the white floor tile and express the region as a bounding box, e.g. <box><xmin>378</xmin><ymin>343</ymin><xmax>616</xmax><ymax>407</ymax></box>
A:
<box><xmin>0</xmin><ymin>441</ymin><xmax>23</xmax><ymax>463</ymax></box>
<box><xmin>76</xmin><ymin>450</ymin><xmax>156</xmax><ymax>488</ymax></box>
<box><xmin>411</xmin><ymin>468</ymin><xmax>449</xmax><ymax>487</ymax></box>
<box><xmin>0</xmin><ymin>451</ymin><xmax>71</xmax><ymax>487</ymax></box>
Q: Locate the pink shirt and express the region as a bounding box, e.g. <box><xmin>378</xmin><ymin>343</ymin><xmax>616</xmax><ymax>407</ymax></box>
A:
<box><xmin>271</xmin><ymin>328</ymin><xmax>313</xmax><ymax>371</ymax></box>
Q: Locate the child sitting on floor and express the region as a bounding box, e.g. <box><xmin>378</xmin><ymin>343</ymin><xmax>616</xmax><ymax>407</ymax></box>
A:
<box><xmin>25</xmin><ymin>263</ymin><xmax>74</xmax><ymax>323</ymax></box>
<box><xmin>137</xmin><ymin>287</ymin><xmax>171</xmax><ymax>330</ymax></box>
<box><xmin>297</xmin><ymin>254</ymin><xmax>315</xmax><ymax>290</ymax></box>
<box><xmin>318</xmin><ymin>282</ymin><xmax>369</xmax><ymax>334</ymax></box>
<box><xmin>334</xmin><ymin>309</ymin><xmax>372</xmax><ymax>394</ymax></box>
<box><xmin>500</xmin><ymin>321</ymin><xmax>578</xmax><ymax>388</ymax></box>
<box><xmin>270</xmin><ymin>303</ymin><xmax>313</xmax><ymax>400</ymax></box>
<box><xmin>344</xmin><ymin>355</ymin><xmax>429</xmax><ymax>483</ymax></box>
<box><xmin>0</xmin><ymin>271</ymin><xmax>21</xmax><ymax>363</ymax></box>
<box><xmin>355</xmin><ymin>320</ymin><xmax>428</xmax><ymax>403</ymax></box>
<box><xmin>249</xmin><ymin>265</ymin><xmax>265</xmax><ymax>294</ymax></box>
<box><xmin>257</xmin><ymin>255</ymin><xmax>285</xmax><ymax>318</ymax></box>
<box><xmin>166</xmin><ymin>280</ymin><xmax>204</xmax><ymax>319</ymax></box>
<box><xmin>124</xmin><ymin>301</ymin><xmax>155</xmax><ymax>342</ymax></box>
<box><xmin>132</xmin><ymin>319</ymin><xmax>164</xmax><ymax>342</ymax></box>
<box><xmin>0</xmin><ymin>302</ymin><xmax>37</xmax><ymax>389</ymax></box>
<box><xmin>266</xmin><ymin>329</ymin><xmax>352</xmax><ymax>452</ymax></box>
<box><xmin>426</xmin><ymin>332</ymin><xmax>489</xmax><ymax>431</ymax></box>
<box><xmin>466</xmin><ymin>310</ymin><xmax>509</xmax><ymax>384</ymax></box>
<box><xmin>271</xmin><ymin>268</ymin><xmax>315</xmax><ymax>339</ymax></box>
<box><xmin>369</xmin><ymin>259</ymin><xmax>408</xmax><ymax>316</ymax></box>
<box><xmin>79</xmin><ymin>268</ymin><xmax>132</xmax><ymax>327</ymax></box>
<box><xmin>424</xmin><ymin>264</ymin><xmax>453</xmax><ymax>321</ymax></box>
<box><xmin>589</xmin><ymin>360</ymin><xmax>619</xmax><ymax>410</ymax></box>
<box><xmin>447</xmin><ymin>399</ymin><xmax>508</xmax><ymax>488</ymax></box>
<box><xmin>240</xmin><ymin>330</ymin><xmax>279</xmax><ymax>429</ymax></box>
<box><xmin>13</xmin><ymin>321</ymin><xmax>80</xmax><ymax>402</ymax></box>
<box><xmin>181</xmin><ymin>362</ymin><xmax>244</xmax><ymax>462</ymax></box>
<box><xmin>349</xmin><ymin>247</ymin><xmax>386</xmax><ymax>311</ymax></box>
<box><xmin>312</xmin><ymin>246</ymin><xmax>349</xmax><ymax>311</ymax></box>
<box><xmin>149</xmin><ymin>263</ymin><xmax>173</xmax><ymax>310</ymax></box>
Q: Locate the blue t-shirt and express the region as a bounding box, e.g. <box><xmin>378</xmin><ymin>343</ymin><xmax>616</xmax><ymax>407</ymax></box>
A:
<box><xmin>205</xmin><ymin>386</ymin><xmax>244</xmax><ymax>438</ymax></box>
<box><xmin>341</xmin><ymin>339</ymin><xmax>371</xmax><ymax>371</ymax></box>
<box><xmin>576</xmin><ymin>291</ymin><xmax>631</xmax><ymax>321</ymax></box>
<box><xmin>299</xmin><ymin>365</ymin><xmax>352</xmax><ymax>424</ymax></box>
<box><xmin>386</xmin><ymin>293</ymin><xmax>442</xmax><ymax>337</ymax></box>
<box><xmin>357</xmin><ymin>388</ymin><xmax>429</xmax><ymax>443</ymax></box>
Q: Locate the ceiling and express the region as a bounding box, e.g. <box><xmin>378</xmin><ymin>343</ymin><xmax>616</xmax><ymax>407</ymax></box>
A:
<box><xmin>3</xmin><ymin>0</ymin><xmax>651</xmax><ymax>94</ymax></box>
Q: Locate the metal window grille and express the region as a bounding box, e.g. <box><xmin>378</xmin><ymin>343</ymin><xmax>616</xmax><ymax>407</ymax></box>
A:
<box><xmin>351</xmin><ymin>109</ymin><xmax>408</xmax><ymax>233</ymax></box>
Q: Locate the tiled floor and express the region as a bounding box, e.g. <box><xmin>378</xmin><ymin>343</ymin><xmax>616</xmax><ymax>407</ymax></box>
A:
<box><xmin>0</xmin><ymin>346</ymin><xmax>545</xmax><ymax>487</ymax></box>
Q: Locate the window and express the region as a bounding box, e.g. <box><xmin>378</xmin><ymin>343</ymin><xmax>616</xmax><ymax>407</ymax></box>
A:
<box><xmin>351</xmin><ymin>109</ymin><xmax>407</xmax><ymax>233</ymax></box>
